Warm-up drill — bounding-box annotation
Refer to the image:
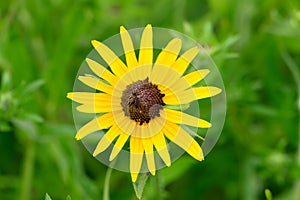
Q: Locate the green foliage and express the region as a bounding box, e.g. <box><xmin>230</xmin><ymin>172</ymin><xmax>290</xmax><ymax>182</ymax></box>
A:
<box><xmin>133</xmin><ymin>173</ymin><xmax>150</xmax><ymax>199</ymax></box>
<box><xmin>0</xmin><ymin>0</ymin><xmax>299</xmax><ymax>199</ymax></box>
<box><xmin>45</xmin><ymin>193</ymin><xmax>52</xmax><ymax>200</ymax></box>
<box><xmin>265</xmin><ymin>189</ymin><xmax>272</xmax><ymax>200</ymax></box>
<box><xmin>44</xmin><ymin>193</ymin><xmax>72</xmax><ymax>200</ymax></box>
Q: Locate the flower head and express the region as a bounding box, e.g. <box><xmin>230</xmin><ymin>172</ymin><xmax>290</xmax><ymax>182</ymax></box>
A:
<box><xmin>67</xmin><ymin>24</ymin><xmax>222</xmax><ymax>182</ymax></box>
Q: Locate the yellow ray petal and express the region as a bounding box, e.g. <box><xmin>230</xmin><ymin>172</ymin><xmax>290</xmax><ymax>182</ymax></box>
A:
<box><xmin>186</xmin><ymin>140</ymin><xmax>204</xmax><ymax>161</ymax></box>
<box><xmin>91</xmin><ymin>40</ymin><xmax>127</xmax><ymax>78</ymax></box>
<box><xmin>132</xmin><ymin>110</ymin><xmax>166</xmax><ymax>139</ymax></box>
<box><xmin>112</xmin><ymin>111</ymin><xmax>136</xmax><ymax>136</ymax></box>
<box><xmin>157</xmin><ymin>84</ymin><xmax>173</xmax><ymax>96</ymax></box>
<box><xmin>171</xmin><ymin>46</ymin><xmax>199</xmax><ymax>75</ymax></box>
<box><xmin>155</xmin><ymin>38</ymin><xmax>181</xmax><ymax>66</ymax></box>
<box><xmin>142</xmin><ymin>138</ymin><xmax>156</xmax><ymax>175</ymax></box>
<box><xmin>138</xmin><ymin>24</ymin><xmax>153</xmax><ymax>65</ymax></box>
<box><xmin>120</xmin><ymin>26</ymin><xmax>138</xmax><ymax>69</ymax></box>
<box><xmin>66</xmin><ymin>92</ymin><xmax>111</xmax><ymax>105</ymax></box>
<box><xmin>93</xmin><ymin>124</ymin><xmax>120</xmax><ymax>156</ymax></box>
<box><xmin>164</xmin><ymin>108</ymin><xmax>211</xmax><ymax>128</ymax></box>
<box><xmin>76</xmin><ymin>103</ymin><xmax>111</xmax><ymax>113</ymax></box>
<box><xmin>150</xmin><ymin>64</ymin><xmax>181</xmax><ymax>89</ymax></box>
<box><xmin>163</xmin><ymin>86</ymin><xmax>222</xmax><ymax>105</ymax></box>
<box><xmin>78</xmin><ymin>75</ymin><xmax>113</xmax><ymax>94</ymax></box>
<box><xmin>127</xmin><ymin>64</ymin><xmax>152</xmax><ymax>83</ymax></box>
<box><xmin>163</xmin><ymin>91</ymin><xmax>186</xmax><ymax>105</ymax></box>
<box><xmin>163</xmin><ymin>121</ymin><xmax>204</xmax><ymax>161</ymax></box>
<box><xmin>151</xmin><ymin>131</ymin><xmax>171</xmax><ymax>167</ymax></box>
<box><xmin>182</xmin><ymin>69</ymin><xmax>210</xmax><ymax>86</ymax></box>
<box><xmin>109</xmin><ymin>132</ymin><xmax>129</xmax><ymax>161</ymax></box>
<box><xmin>75</xmin><ymin>112</ymin><xmax>114</xmax><ymax>140</ymax></box>
<box><xmin>191</xmin><ymin>86</ymin><xmax>222</xmax><ymax>99</ymax></box>
<box><xmin>85</xmin><ymin>58</ymin><xmax>118</xmax><ymax>85</ymax></box>
<box><xmin>67</xmin><ymin>92</ymin><xmax>112</xmax><ymax>112</ymax></box>
<box><xmin>91</xmin><ymin>40</ymin><xmax>101</xmax><ymax>48</ymax></box>
<box><xmin>130</xmin><ymin>136</ymin><xmax>144</xmax><ymax>182</ymax></box>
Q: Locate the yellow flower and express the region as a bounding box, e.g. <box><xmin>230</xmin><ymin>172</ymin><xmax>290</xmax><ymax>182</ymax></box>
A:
<box><xmin>67</xmin><ymin>24</ymin><xmax>222</xmax><ymax>182</ymax></box>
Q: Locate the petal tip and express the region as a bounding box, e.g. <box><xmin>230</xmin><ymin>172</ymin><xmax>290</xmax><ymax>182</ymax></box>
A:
<box><xmin>92</xmin><ymin>151</ymin><xmax>98</xmax><ymax>157</ymax></box>
<box><xmin>131</xmin><ymin>173</ymin><xmax>138</xmax><ymax>182</ymax></box>
<box><xmin>172</xmin><ymin>38</ymin><xmax>182</xmax><ymax>45</ymax></box>
<box><xmin>193</xmin><ymin>46</ymin><xmax>200</xmax><ymax>53</ymax></box>
<box><xmin>91</xmin><ymin>40</ymin><xmax>101</xmax><ymax>48</ymax></box>
<box><xmin>212</xmin><ymin>87</ymin><xmax>222</xmax><ymax>96</ymax></box>
<box><xmin>66</xmin><ymin>93</ymin><xmax>73</xmax><ymax>99</ymax></box>
<box><xmin>75</xmin><ymin>134</ymin><xmax>81</xmax><ymax>140</ymax></box>
<box><xmin>194</xmin><ymin>152</ymin><xmax>204</xmax><ymax>161</ymax></box>
<box><xmin>198</xmin><ymin>150</ymin><xmax>204</xmax><ymax>161</ymax></box>
<box><xmin>109</xmin><ymin>154</ymin><xmax>115</xmax><ymax>162</ymax></box>
<box><xmin>202</xmin><ymin>69</ymin><xmax>210</xmax><ymax>76</ymax></box>
<box><xmin>200</xmin><ymin>121</ymin><xmax>212</xmax><ymax>128</ymax></box>
<box><xmin>150</xmin><ymin>170</ymin><xmax>156</xmax><ymax>176</ymax></box>
<box><xmin>120</xmin><ymin>26</ymin><xmax>126</xmax><ymax>32</ymax></box>
<box><xmin>109</xmin><ymin>149</ymin><xmax>119</xmax><ymax>161</ymax></box>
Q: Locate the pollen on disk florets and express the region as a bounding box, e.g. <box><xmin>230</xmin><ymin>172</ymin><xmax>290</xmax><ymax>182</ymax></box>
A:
<box><xmin>121</xmin><ymin>78</ymin><xmax>165</xmax><ymax>125</ymax></box>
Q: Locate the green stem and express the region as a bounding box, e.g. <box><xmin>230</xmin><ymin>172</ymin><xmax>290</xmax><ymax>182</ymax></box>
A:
<box><xmin>19</xmin><ymin>141</ymin><xmax>35</xmax><ymax>200</ymax></box>
<box><xmin>103</xmin><ymin>167</ymin><xmax>112</xmax><ymax>200</ymax></box>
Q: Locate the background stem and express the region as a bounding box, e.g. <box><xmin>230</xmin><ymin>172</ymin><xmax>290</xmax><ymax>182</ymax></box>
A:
<box><xmin>19</xmin><ymin>141</ymin><xmax>35</xmax><ymax>200</ymax></box>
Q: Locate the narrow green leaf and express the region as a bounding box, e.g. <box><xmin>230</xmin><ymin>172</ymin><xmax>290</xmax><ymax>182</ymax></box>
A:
<box><xmin>20</xmin><ymin>79</ymin><xmax>44</xmax><ymax>97</ymax></box>
<box><xmin>265</xmin><ymin>189</ymin><xmax>272</xmax><ymax>200</ymax></box>
<box><xmin>45</xmin><ymin>193</ymin><xmax>52</xmax><ymax>200</ymax></box>
<box><xmin>18</xmin><ymin>112</ymin><xmax>44</xmax><ymax>123</ymax></box>
<box><xmin>133</xmin><ymin>173</ymin><xmax>150</xmax><ymax>199</ymax></box>
<box><xmin>11</xmin><ymin>118</ymin><xmax>38</xmax><ymax>141</ymax></box>
<box><xmin>1</xmin><ymin>71</ymin><xmax>12</xmax><ymax>92</ymax></box>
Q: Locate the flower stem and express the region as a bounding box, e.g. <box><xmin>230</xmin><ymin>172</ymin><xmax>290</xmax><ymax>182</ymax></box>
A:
<box><xmin>103</xmin><ymin>167</ymin><xmax>112</xmax><ymax>200</ymax></box>
<box><xmin>19</xmin><ymin>141</ymin><xmax>35</xmax><ymax>200</ymax></box>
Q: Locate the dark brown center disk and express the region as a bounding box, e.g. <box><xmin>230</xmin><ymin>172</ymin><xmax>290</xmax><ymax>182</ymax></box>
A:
<box><xmin>121</xmin><ymin>78</ymin><xmax>165</xmax><ymax>125</ymax></box>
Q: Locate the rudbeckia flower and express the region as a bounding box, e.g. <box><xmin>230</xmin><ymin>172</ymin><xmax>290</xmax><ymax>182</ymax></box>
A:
<box><xmin>67</xmin><ymin>24</ymin><xmax>222</xmax><ymax>182</ymax></box>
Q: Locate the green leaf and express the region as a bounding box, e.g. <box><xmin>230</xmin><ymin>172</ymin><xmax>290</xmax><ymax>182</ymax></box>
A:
<box><xmin>45</xmin><ymin>193</ymin><xmax>52</xmax><ymax>200</ymax></box>
<box><xmin>265</xmin><ymin>189</ymin><xmax>272</xmax><ymax>200</ymax></box>
<box><xmin>0</xmin><ymin>71</ymin><xmax>12</xmax><ymax>92</ymax></box>
<box><xmin>133</xmin><ymin>173</ymin><xmax>150</xmax><ymax>199</ymax></box>
<box><xmin>18</xmin><ymin>112</ymin><xmax>44</xmax><ymax>123</ymax></box>
<box><xmin>66</xmin><ymin>195</ymin><xmax>72</xmax><ymax>200</ymax></box>
<box><xmin>11</xmin><ymin>118</ymin><xmax>38</xmax><ymax>141</ymax></box>
<box><xmin>20</xmin><ymin>79</ymin><xmax>44</xmax><ymax>97</ymax></box>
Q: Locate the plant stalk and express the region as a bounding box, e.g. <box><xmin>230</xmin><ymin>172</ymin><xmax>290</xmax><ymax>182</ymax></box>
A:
<box><xmin>103</xmin><ymin>167</ymin><xmax>112</xmax><ymax>200</ymax></box>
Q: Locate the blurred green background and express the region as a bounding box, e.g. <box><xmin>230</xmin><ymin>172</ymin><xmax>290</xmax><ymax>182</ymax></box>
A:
<box><xmin>1</xmin><ymin>0</ymin><xmax>300</xmax><ymax>199</ymax></box>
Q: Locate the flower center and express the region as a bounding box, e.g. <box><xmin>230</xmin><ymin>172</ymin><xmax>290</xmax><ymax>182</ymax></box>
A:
<box><xmin>121</xmin><ymin>78</ymin><xmax>165</xmax><ymax>125</ymax></box>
